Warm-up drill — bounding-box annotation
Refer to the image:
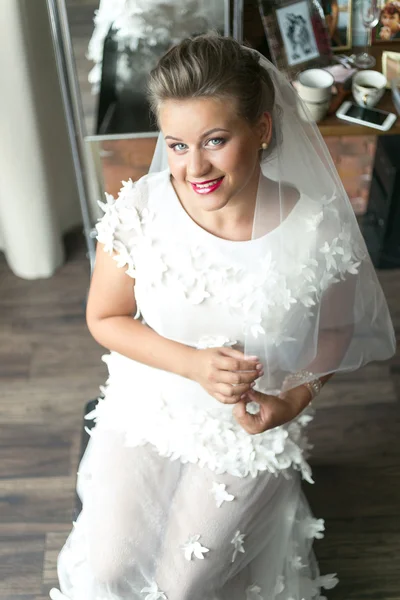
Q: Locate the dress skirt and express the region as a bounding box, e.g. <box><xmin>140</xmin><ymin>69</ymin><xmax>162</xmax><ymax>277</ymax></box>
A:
<box><xmin>49</xmin><ymin>414</ymin><xmax>337</xmax><ymax>600</ymax></box>
<box><xmin>49</xmin><ymin>160</ymin><xmax>394</xmax><ymax>600</ymax></box>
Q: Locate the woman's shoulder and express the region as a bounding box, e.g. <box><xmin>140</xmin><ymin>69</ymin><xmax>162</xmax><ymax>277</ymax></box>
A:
<box><xmin>95</xmin><ymin>169</ymin><xmax>170</xmax><ymax>253</ymax></box>
<box><xmin>111</xmin><ymin>168</ymin><xmax>169</xmax><ymax>211</ymax></box>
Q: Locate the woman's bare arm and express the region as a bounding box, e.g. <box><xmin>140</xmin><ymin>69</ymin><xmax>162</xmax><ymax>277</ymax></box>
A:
<box><xmin>86</xmin><ymin>243</ymin><xmax>197</xmax><ymax>379</ymax></box>
<box><xmin>86</xmin><ymin>243</ymin><xmax>260</xmax><ymax>399</ymax></box>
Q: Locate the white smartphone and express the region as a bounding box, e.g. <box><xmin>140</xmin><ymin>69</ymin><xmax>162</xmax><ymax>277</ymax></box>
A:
<box><xmin>336</xmin><ymin>101</ymin><xmax>397</xmax><ymax>131</ymax></box>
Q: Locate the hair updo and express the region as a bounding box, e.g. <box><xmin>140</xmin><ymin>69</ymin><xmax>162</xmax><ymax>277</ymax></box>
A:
<box><xmin>147</xmin><ymin>32</ymin><xmax>275</xmax><ymax>128</ymax></box>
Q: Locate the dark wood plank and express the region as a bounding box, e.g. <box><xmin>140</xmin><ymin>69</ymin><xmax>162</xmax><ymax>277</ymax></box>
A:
<box><xmin>0</xmin><ymin>337</ymin><xmax>33</xmax><ymax>379</ymax></box>
<box><xmin>0</xmin><ymin>477</ymin><xmax>76</xmax><ymax>524</ymax></box>
<box><xmin>0</xmin><ymin>596</ymin><xmax>50</xmax><ymax>600</ymax></box>
<box><xmin>0</xmin><ymin>524</ymin><xmax>72</xmax><ymax>535</ymax></box>
<box><xmin>316</xmin><ymin>517</ymin><xmax>400</xmax><ymax>599</ymax></box>
<box><xmin>309</xmin><ymin>403</ymin><xmax>400</xmax><ymax>466</ymax></box>
<box><xmin>0</xmin><ymin>425</ymin><xmax>72</xmax><ymax>479</ymax></box>
<box><xmin>316</xmin><ymin>363</ymin><xmax>397</xmax><ymax>409</ymax></box>
<box><xmin>28</xmin><ymin>335</ymin><xmax>104</xmax><ymax>379</ymax></box>
<box><xmin>43</xmin><ymin>532</ymin><xmax>70</xmax><ymax>593</ymax></box>
<box><xmin>0</xmin><ymin>375</ymin><xmax>104</xmax><ymax>426</ymax></box>
<box><xmin>306</xmin><ymin>464</ymin><xmax>400</xmax><ymax>520</ymax></box>
<box><xmin>0</xmin><ymin>594</ymin><xmax>55</xmax><ymax>600</ymax></box>
<box><xmin>0</xmin><ymin>533</ymin><xmax>45</xmax><ymax>596</ymax></box>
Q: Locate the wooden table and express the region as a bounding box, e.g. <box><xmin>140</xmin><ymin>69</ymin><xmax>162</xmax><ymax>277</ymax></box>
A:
<box><xmin>318</xmin><ymin>43</ymin><xmax>400</xmax><ymax>137</ymax></box>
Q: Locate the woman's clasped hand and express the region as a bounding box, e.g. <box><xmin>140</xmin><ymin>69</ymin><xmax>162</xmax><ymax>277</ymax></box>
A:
<box><xmin>233</xmin><ymin>388</ymin><xmax>309</xmax><ymax>435</ymax></box>
<box><xmin>190</xmin><ymin>346</ymin><xmax>300</xmax><ymax>434</ymax></box>
<box><xmin>190</xmin><ymin>346</ymin><xmax>307</xmax><ymax>435</ymax></box>
<box><xmin>190</xmin><ymin>346</ymin><xmax>263</xmax><ymax>404</ymax></box>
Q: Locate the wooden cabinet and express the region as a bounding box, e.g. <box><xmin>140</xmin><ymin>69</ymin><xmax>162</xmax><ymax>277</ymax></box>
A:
<box><xmin>362</xmin><ymin>136</ymin><xmax>400</xmax><ymax>268</ymax></box>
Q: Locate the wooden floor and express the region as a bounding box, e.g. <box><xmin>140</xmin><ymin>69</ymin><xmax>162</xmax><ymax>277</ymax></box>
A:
<box><xmin>0</xmin><ymin>230</ymin><xmax>399</xmax><ymax>600</ymax></box>
<box><xmin>1</xmin><ymin>2</ymin><xmax>399</xmax><ymax>599</ymax></box>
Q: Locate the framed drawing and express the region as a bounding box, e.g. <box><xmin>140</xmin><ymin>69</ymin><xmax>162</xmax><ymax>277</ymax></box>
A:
<box><xmin>321</xmin><ymin>0</ymin><xmax>353</xmax><ymax>51</ymax></box>
<box><xmin>258</xmin><ymin>0</ymin><xmax>332</xmax><ymax>80</ymax></box>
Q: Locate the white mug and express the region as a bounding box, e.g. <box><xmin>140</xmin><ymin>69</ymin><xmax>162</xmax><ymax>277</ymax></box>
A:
<box><xmin>295</xmin><ymin>68</ymin><xmax>334</xmax><ymax>122</ymax></box>
<box><xmin>352</xmin><ymin>70</ymin><xmax>387</xmax><ymax>108</ymax></box>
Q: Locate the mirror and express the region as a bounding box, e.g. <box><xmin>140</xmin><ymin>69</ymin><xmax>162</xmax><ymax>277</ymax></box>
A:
<box><xmin>321</xmin><ymin>0</ymin><xmax>353</xmax><ymax>51</ymax></box>
<box><xmin>57</xmin><ymin>0</ymin><xmax>229</xmax><ymax>230</ymax></box>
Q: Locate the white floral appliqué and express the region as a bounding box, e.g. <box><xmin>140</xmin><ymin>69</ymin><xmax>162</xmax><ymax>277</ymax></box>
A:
<box><xmin>231</xmin><ymin>530</ymin><xmax>246</xmax><ymax>562</ymax></box>
<box><xmin>290</xmin><ymin>554</ymin><xmax>306</xmax><ymax>570</ymax></box>
<box><xmin>140</xmin><ymin>582</ymin><xmax>167</xmax><ymax>600</ymax></box>
<box><xmin>246</xmin><ymin>401</ymin><xmax>261</xmax><ymax>415</ymax></box>
<box><xmin>211</xmin><ymin>482</ymin><xmax>235</xmax><ymax>508</ymax></box>
<box><xmin>245</xmin><ymin>583</ymin><xmax>264</xmax><ymax>599</ymax></box>
<box><xmin>319</xmin><ymin>239</ymin><xmax>342</xmax><ymax>271</ymax></box>
<box><xmin>305</xmin><ymin>211</ymin><xmax>324</xmax><ymax>232</ymax></box>
<box><xmin>49</xmin><ymin>590</ymin><xmax>71</xmax><ymax>600</ymax></box>
<box><xmin>318</xmin><ymin>573</ymin><xmax>339</xmax><ymax>590</ymax></box>
<box><xmin>181</xmin><ymin>534</ymin><xmax>210</xmax><ymax>561</ymax></box>
<box><xmin>301</xmin><ymin>517</ymin><xmax>325</xmax><ymax>539</ymax></box>
<box><xmin>196</xmin><ymin>336</ymin><xmax>237</xmax><ymax>350</ymax></box>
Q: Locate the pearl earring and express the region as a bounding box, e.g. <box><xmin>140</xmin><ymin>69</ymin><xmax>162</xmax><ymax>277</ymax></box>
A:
<box><xmin>260</xmin><ymin>142</ymin><xmax>268</xmax><ymax>150</ymax></box>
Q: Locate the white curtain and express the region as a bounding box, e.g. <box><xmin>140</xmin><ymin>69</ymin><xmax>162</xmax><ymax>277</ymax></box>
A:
<box><xmin>0</xmin><ymin>0</ymin><xmax>83</xmax><ymax>279</ymax></box>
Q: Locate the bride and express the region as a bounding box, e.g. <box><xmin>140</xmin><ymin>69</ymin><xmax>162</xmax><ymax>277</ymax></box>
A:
<box><xmin>50</xmin><ymin>33</ymin><xmax>395</xmax><ymax>600</ymax></box>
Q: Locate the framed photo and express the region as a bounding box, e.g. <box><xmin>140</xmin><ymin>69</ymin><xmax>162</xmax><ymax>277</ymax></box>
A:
<box><xmin>381</xmin><ymin>50</ymin><xmax>400</xmax><ymax>86</ymax></box>
<box><xmin>321</xmin><ymin>0</ymin><xmax>353</xmax><ymax>51</ymax></box>
<box><xmin>276</xmin><ymin>1</ymin><xmax>320</xmax><ymax>64</ymax></box>
<box><xmin>373</xmin><ymin>0</ymin><xmax>400</xmax><ymax>42</ymax></box>
<box><xmin>258</xmin><ymin>0</ymin><xmax>332</xmax><ymax>80</ymax></box>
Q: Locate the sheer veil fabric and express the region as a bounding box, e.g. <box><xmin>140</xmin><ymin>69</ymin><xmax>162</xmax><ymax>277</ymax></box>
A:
<box><xmin>150</xmin><ymin>48</ymin><xmax>396</xmax><ymax>394</ymax></box>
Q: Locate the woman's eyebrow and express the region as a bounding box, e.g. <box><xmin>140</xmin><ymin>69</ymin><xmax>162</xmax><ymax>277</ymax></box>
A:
<box><xmin>165</xmin><ymin>128</ymin><xmax>230</xmax><ymax>141</ymax></box>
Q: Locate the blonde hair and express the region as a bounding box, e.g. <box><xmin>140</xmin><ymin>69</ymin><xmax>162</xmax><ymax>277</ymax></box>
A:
<box><xmin>147</xmin><ymin>33</ymin><xmax>275</xmax><ymax>126</ymax></box>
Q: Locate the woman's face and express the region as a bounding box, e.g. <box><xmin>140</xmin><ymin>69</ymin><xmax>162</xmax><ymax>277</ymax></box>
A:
<box><xmin>381</xmin><ymin>10</ymin><xmax>400</xmax><ymax>33</ymax></box>
<box><xmin>158</xmin><ymin>96</ymin><xmax>271</xmax><ymax>214</ymax></box>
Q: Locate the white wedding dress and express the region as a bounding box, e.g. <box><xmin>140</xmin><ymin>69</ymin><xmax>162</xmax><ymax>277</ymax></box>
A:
<box><xmin>50</xmin><ymin>169</ymin><xmax>342</xmax><ymax>600</ymax></box>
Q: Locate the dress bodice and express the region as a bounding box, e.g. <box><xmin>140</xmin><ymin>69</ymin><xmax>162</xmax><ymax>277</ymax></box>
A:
<box><xmin>90</xmin><ymin>168</ymin><xmax>364</xmax><ymax>480</ymax></box>
<box><xmin>97</xmin><ymin>169</ymin><xmax>362</xmax><ymax>343</ymax></box>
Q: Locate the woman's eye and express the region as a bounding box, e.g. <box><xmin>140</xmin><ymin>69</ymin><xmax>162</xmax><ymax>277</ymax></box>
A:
<box><xmin>207</xmin><ymin>137</ymin><xmax>225</xmax><ymax>147</ymax></box>
<box><xmin>168</xmin><ymin>138</ymin><xmax>225</xmax><ymax>152</ymax></box>
<box><xmin>170</xmin><ymin>143</ymin><xmax>187</xmax><ymax>152</ymax></box>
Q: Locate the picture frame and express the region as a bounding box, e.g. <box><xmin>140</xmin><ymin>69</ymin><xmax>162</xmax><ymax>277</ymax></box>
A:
<box><xmin>258</xmin><ymin>0</ymin><xmax>332</xmax><ymax>81</ymax></box>
<box><xmin>372</xmin><ymin>0</ymin><xmax>400</xmax><ymax>43</ymax></box>
<box><xmin>321</xmin><ymin>0</ymin><xmax>353</xmax><ymax>51</ymax></box>
<box><xmin>381</xmin><ymin>50</ymin><xmax>400</xmax><ymax>86</ymax></box>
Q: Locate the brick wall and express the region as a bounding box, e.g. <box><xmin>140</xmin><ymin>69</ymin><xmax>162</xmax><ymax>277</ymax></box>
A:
<box><xmin>99</xmin><ymin>136</ymin><xmax>376</xmax><ymax>216</ymax></box>
<box><xmin>325</xmin><ymin>135</ymin><xmax>376</xmax><ymax>215</ymax></box>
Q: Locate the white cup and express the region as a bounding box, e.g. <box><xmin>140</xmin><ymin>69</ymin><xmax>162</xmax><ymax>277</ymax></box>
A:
<box><xmin>352</xmin><ymin>70</ymin><xmax>387</xmax><ymax>108</ymax></box>
<box><xmin>296</xmin><ymin>68</ymin><xmax>334</xmax><ymax>122</ymax></box>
